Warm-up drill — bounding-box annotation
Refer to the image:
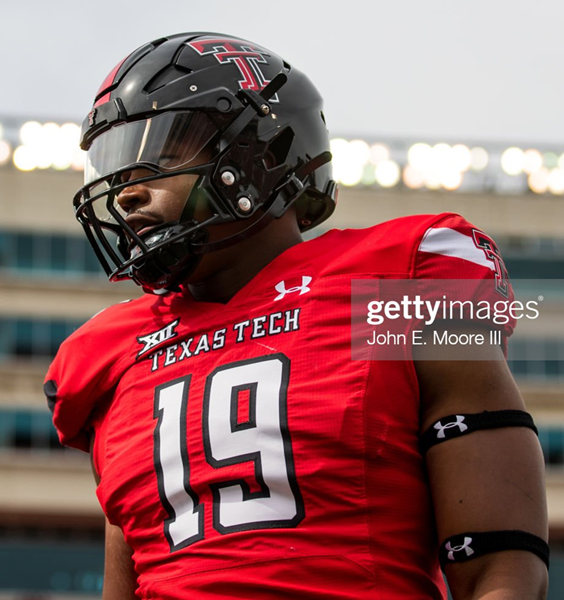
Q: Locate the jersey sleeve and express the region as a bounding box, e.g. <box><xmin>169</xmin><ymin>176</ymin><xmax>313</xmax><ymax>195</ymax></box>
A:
<box><xmin>44</xmin><ymin>303</ymin><xmax>137</xmax><ymax>452</ymax></box>
<box><xmin>414</xmin><ymin>213</ymin><xmax>516</xmax><ymax>338</ymax></box>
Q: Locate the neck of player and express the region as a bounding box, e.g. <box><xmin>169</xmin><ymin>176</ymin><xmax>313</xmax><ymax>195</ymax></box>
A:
<box><xmin>186</xmin><ymin>210</ymin><xmax>304</xmax><ymax>304</ymax></box>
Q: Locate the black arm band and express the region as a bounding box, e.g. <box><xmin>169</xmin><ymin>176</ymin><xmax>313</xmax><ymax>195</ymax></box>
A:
<box><xmin>420</xmin><ymin>409</ymin><xmax>537</xmax><ymax>454</ymax></box>
<box><xmin>439</xmin><ymin>530</ymin><xmax>549</xmax><ymax>570</ymax></box>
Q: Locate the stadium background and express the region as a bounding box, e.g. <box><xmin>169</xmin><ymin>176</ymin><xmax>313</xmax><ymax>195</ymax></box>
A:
<box><xmin>1</xmin><ymin>1</ymin><xmax>564</xmax><ymax>597</ymax></box>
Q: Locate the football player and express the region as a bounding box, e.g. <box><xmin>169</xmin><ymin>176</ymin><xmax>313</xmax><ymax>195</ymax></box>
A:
<box><xmin>45</xmin><ymin>33</ymin><xmax>548</xmax><ymax>599</ymax></box>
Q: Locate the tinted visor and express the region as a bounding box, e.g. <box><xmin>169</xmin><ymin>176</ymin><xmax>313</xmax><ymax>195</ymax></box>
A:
<box><xmin>84</xmin><ymin>111</ymin><xmax>220</xmax><ymax>184</ymax></box>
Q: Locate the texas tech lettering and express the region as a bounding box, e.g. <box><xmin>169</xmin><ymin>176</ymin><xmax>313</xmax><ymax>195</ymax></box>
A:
<box><xmin>149</xmin><ymin>309</ymin><xmax>300</xmax><ymax>371</ymax></box>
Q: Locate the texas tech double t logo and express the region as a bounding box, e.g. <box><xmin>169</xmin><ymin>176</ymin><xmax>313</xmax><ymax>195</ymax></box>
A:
<box><xmin>472</xmin><ymin>230</ymin><xmax>510</xmax><ymax>298</ymax></box>
<box><xmin>187</xmin><ymin>37</ymin><xmax>279</xmax><ymax>101</ymax></box>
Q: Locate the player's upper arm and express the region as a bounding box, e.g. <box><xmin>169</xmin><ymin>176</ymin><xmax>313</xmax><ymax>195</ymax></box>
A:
<box><xmin>89</xmin><ymin>433</ymin><xmax>100</xmax><ymax>485</ymax></box>
<box><xmin>103</xmin><ymin>518</ymin><xmax>138</xmax><ymax>600</ymax></box>
<box><xmin>88</xmin><ymin>435</ymin><xmax>137</xmax><ymax>598</ymax></box>
<box><xmin>415</xmin><ymin>325</ymin><xmax>548</xmax><ymax>599</ymax></box>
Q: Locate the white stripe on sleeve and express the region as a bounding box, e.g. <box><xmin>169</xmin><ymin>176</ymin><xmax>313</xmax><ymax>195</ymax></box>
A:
<box><xmin>418</xmin><ymin>227</ymin><xmax>494</xmax><ymax>271</ymax></box>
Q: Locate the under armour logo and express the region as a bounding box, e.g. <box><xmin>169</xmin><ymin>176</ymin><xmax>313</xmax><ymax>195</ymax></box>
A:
<box><xmin>274</xmin><ymin>276</ymin><xmax>312</xmax><ymax>301</ymax></box>
<box><xmin>434</xmin><ymin>415</ymin><xmax>468</xmax><ymax>439</ymax></box>
<box><xmin>137</xmin><ymin>319</ymin><xmax>180</xmax><ymax>357</ymax></box>
<box><xmin>446</xmin><ymin>536</ymin><xmax>474</xmax><ymax>561</ymax></box>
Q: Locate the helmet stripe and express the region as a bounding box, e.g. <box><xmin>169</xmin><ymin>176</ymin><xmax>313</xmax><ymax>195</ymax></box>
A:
<box><xmin>94</xmin><ymin>56</ymin><xmax>128</xmax><ymax>107</ymax></box>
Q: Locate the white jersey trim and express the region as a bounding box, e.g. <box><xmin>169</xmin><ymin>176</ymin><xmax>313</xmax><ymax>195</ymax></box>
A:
<box><xmin>418</xmin><ymin>227</ymin><xmax>494</xmax><ymax>271</ymax></box>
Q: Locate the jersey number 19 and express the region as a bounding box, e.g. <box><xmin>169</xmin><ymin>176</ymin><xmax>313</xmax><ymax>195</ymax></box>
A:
<box><xmin>153</xmin><ymin>353</ymin><xmax>304</xmax><ymax>551</ymax></box>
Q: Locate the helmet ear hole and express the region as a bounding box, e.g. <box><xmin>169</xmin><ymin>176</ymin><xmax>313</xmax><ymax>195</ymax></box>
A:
<box><xmin>263</xmin><ymin>128</ymin><xmax>294</xmax><ymax>169</ymax></box>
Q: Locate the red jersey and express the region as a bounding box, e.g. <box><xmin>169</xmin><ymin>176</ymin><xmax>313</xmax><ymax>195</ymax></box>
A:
<box><xmin>45</xmin><ymin>213</ymin><xmax>514</xmax><ymax>599</ymax></box>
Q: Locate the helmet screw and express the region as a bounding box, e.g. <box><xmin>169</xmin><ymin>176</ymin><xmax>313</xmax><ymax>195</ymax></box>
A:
<box><xmin>260</xmin><ymin>104</ymin><xmax>270</xmax><ymax>115</ymax></box>
<box><xmin>237</xmin><ymin>197</ymin><xmax>253</xmax><ymax>212</ymax></box>
<box><xmin>221</xmin><ymin>170</ymin><xmax>236</xmax><ymax>186</ymax></box>
<box><xmin>189</xmin><ymin>84</ymin><xmax>198</xmax><ymax>92</ymax></box>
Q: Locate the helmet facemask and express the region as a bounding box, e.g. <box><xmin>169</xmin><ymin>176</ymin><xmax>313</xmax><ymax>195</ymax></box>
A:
<box><xmin>74</xmin><ymin>111</ymin><xmax>229</xmax><ymax>293</ymax></box>
<box><xmin>74</xmin><ymin>109</ymin><xmax>306</xmax><ymax>293</ymax></box>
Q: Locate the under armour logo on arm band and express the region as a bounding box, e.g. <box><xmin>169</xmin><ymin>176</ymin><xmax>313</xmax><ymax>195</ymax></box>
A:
<box><xmin>420</xmin><ymin>410</ymin><xmax>538</xmax><ymax>454</ymax></box>
<box><xmin>439</xmin><ymin>530</ymin><xmax>549</xmax><ymax>570</ymax></box>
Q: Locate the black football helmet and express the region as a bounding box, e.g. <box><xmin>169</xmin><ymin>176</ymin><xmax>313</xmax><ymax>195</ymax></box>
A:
<box><xmin>74</xmin><ymin>32</ymin><xmax>336</xmax><ymax>293</ymax></box>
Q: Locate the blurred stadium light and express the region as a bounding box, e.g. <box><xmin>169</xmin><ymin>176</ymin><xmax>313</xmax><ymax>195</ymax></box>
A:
<box><xmin>3</xmin><ymin>116</ymin><xmax>564</xmax><ymax>196</ymax></box>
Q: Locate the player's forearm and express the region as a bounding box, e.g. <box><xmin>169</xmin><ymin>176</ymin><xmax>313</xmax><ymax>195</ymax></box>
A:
<box><xmin>465</xmin><ymin>579</ymin><xmax>547</xmax><ymax>600</ymax></box>
<box><xmin>446</xmin><ymin>552</ymin><xmax>548</xmax><ymax>600</ymax></box>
